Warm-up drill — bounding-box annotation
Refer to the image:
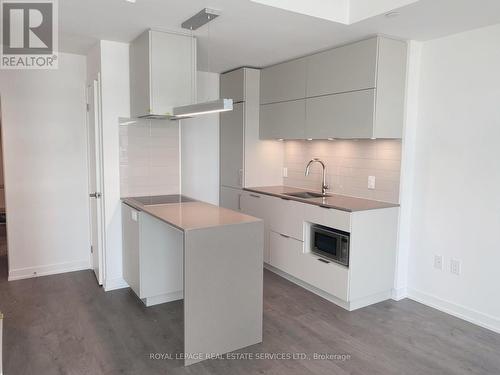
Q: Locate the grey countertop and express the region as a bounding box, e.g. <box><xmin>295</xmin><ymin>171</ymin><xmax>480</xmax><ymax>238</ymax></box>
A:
<box><xmin>244</xmin><ymin>186</ymin><xmax>399</xmax><ymax>212</ymax></box>
<box><xmin>122</xmin><ymin>195</ymin><xmax>260</xmax><ymax>231</ymax></box>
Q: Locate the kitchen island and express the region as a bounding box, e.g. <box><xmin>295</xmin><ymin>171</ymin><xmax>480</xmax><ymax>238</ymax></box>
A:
<box><xmin>121</xmin><ymin>195</ymin><xmax>263</xmax><ymax>366</ymax></box>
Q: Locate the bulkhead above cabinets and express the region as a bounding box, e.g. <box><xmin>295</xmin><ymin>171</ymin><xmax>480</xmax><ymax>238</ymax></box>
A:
<box><xmin>129</xmin><ymin>30</ymin><xmax>197</xmax><ymax>119</ymax></box>
<box><xmin>259</xmin><ymin>36</ymin><xmax>408</xmax><ymax>140</ymax></box>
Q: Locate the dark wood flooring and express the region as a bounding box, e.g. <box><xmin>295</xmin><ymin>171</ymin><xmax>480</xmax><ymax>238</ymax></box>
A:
<box><xmin>1</xmin><ymin>255</ymin><xmax>499</xmax><ymax>375</ymax></box>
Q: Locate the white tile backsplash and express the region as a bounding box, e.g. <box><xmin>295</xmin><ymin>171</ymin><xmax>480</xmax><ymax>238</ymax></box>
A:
<box><xmin>119</xmin><ymin>119</ymin><xmax>180</xmax><ymax>197</ymax></box>
<box><xmin>283</xmin><ymin>139</ymin><xmax>402</xmax><ymax>203</ymax></box>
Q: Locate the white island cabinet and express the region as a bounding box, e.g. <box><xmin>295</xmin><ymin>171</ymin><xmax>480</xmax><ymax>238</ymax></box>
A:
<box><xmin>121</xmin><ymin>198</ymin><xmax>263</xmax><ymax>366</ymax></box>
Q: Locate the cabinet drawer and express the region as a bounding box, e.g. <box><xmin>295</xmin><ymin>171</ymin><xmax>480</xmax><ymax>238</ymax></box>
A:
<box><xmin>260</xmin><ymin>99</ymin><xmax>306</xmax><ymax>140</ymax></box>
<box><xmin>268</xmin><ymin>197</ymin><xmax>304</xmax><ymax>241</ymax></box>
<box><xmin>269</xmin><ymin>231</ymin><xmax>303</xmax><ymax>279</ymax></box>
<box><xmin>301</xmin><ymin>253</ymin><xmax>349</xmax><ymax>301</ymax></box>
<box><xmin>303</xmin><ymin>204</ymin><xmax>351</xmax><ymax>233</ymax></box>
<box><xmin>305</xmin><ymin>90</ymin><xmax>375</xmax><ymax>139</ymax></box>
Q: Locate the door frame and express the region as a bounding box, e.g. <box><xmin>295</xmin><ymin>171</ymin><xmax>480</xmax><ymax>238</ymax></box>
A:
<box><xmin>86</xmin><ymin>74</ymin><xmax>106</xmax><ymax>285</ymax></box>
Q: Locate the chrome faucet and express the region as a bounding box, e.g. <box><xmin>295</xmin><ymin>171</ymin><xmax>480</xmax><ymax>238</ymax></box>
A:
<box><xmin>305</xmin><ymin>158</ymin><xmax>329</xmax><ymax>196</ymax></box>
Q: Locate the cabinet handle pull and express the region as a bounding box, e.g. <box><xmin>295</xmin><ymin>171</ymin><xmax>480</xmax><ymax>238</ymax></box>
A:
<box><xmin>318</xmin><ymin>258</ymin><xmax>330</xmax><ymax>264</ymax></box>
<box><xmin>279</xmin><ymin>233</ymin><xmax>290</xmax><ymax>239</ymax></box>
<box><xmin>238</xmin><ymin>194</ymin><xmax>241</xmax><ymax>210</ymax></box>
<box><xmin>249</xmin><ymin>194</ymin><xmax>260</xmax><ymax>198</ymax></box>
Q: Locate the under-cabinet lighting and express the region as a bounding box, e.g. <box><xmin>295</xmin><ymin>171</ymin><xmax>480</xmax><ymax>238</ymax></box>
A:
<box><xmin>327</xmin><ymin>138</ymin><xmax>335</xmax><ymax>141</ymax></box>
<box><xmin>307</xmin><ymin>138</ymin><xmax>313</xmax><ymax>141</ymax></box>
<box><xmin>277</xmin><ymin>138</ymin><xmax>284</xmax><ymax>141</ymax></box>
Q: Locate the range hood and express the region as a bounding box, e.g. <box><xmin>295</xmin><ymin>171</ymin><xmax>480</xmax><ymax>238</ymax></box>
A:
<box><xmin>130</xmin><ymin>10</ymin><xmax>233</xmax><ymax>121</ymax></box>
<box><xmin>171</xmin><ymin>99</ymin><xmax>233</xmax><ymax>120</ymax></box>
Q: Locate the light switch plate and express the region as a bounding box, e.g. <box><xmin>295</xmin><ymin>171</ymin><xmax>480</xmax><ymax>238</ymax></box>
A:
<box><xmin>368</xmin><ymin>175</ymin><xmax>376</xmax><ymax>190</ymax></box>
<box><xmin>283</xmin><ymin>167</ymin><xmax>288</xmax><ymax>178</ymax></box>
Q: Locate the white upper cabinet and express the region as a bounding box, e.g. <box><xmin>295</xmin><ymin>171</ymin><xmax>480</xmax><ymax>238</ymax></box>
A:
<box><xmin>259</xmin><ymin>36</ymin><xmax>407</xmax><ymax>140</ymax></box>
<box><xmin>260</xmin><ymin>58</ymin><xmax>307</xmax><ymax>104</ymax></box>
<box><xmin>306</xmin><ymin>38</ymin><xmax>378</xmax><ymax>97</ymax></box>
<box><xmin>305</xmin><ymin>89</ymin><xmax>375</xmax><ymax>139</ymax></box>
<box><xmin>260</xmin><ymin>99</ymin><xmax>306</xmax><ymax>139</ymax></box>
<box><xmin>130</xmin><ymin>30</ymin><xmax>196</xmax><ymax>118</ymax></box>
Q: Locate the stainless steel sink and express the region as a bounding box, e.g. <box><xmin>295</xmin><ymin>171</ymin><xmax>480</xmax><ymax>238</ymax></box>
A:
<box><xmin>284</xmin><ymin>191</ymin><xmax>329</xmax><ymax>199</ymax></box>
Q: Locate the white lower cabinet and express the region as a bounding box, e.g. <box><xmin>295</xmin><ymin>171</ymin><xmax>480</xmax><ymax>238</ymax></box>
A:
<box><xmin>240</xmin><ymin>190</ymin><xmax>399</xmax><ymax>311</ymax></box>
<box><xmin>269</xmin><ymin>231</ymin><xmax>303</xmax><ymax>279</ymax></box>
<box><xmin>300</xmin><ymin>253</ymin><xmax>349</xmax><ymax>301</ymax></box>
<box><xmin>122</xmin><ymin>203</ymin><xmax>184</xmax><ymax>306</ymax></box>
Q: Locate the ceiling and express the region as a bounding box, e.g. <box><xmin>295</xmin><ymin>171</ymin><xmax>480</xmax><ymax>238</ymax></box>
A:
<box><xmin>59</xmin><ymin>0</ymin><xmax>500</xmax><ymax>72</ymax></box>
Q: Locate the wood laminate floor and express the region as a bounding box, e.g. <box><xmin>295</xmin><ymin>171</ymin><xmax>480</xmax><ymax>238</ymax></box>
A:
<box><xmin>0</xmin><ymin>255</ymin><xmax>499</xmax><ymax>375</ymax></box>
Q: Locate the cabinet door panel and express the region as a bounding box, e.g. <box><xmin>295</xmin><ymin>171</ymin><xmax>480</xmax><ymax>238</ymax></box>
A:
<box><xmin>129</xmin><ymin>31</ymin><xmax>151</xmax><ymax>117</ymax></box>
<box><xmin>220</xmin><ymin>186</ymin><xmax>242</xmax><ymax>211</ymax></box>
<box><xmin>151</xmin><ymin>31</ymin><xmax>195</xmax><ymax>115</ymax></box>
<box><xmin>220</xmin><ymin>68</ymin><xmax>245</xmax><ymax>103</ymax></box>
<box><xmin>220</xmin><ymin>102</ymin><xmax>244</xmax><ymax>188</ymax></box>
<box><xmin>306</xmin><ymin>38</ymin><xmax>377</xmax><ymax>97</ymax></box>
<box><xmin>305</xmin><ymin>90</ymin><xmax>375</xmax><ymax>139</ymax></box>
<box><xmin>260</xmin><ymin>99</ymin><xmax>306</xmax><ymax>140</ymax></box>
<box><xmin>260</xmin><ymin>58</ymin><xmax>307</xmax><ymax>104</ymax></box>
<box><xmin>121</xmin><ymin>204</ymin><xmax>140</xmax><ymax>296</ymax></box>
<box><xmin>240</xmin><ymin>192</ymin><xmax>274</xmax><ymax>263</ymax></box>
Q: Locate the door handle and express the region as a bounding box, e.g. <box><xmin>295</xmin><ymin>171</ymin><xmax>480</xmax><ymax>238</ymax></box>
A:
<box><xmin>89</xmin><ymin>192</ymin><xmax>102</xmax><ymax>198</ymax></box>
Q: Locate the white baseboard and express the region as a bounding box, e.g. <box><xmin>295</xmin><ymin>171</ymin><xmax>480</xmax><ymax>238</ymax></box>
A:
<box><xmin>8</xmin><ymin>260</ymin><xmax>90</xmax><ymax>281</ymax></box>
<box><xmin>407</xmin><ymin>288</ymin><xmax>500</xmax><ymax>334</ymax></box>
<box><xmin>104</xmin><ymin>277</ymin><xmax>129</xmax><ymax>291</ymax></box>
<box><xmin>391</xmin><ymin>286</ymin><xmax>408</xmax><ymax>301</ymax></box>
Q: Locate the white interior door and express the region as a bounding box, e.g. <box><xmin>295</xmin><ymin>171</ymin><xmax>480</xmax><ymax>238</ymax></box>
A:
<box><xmin>87</xmin><ymin>77</ymin><xmax>104</xmax><ymax>285</ymax></box>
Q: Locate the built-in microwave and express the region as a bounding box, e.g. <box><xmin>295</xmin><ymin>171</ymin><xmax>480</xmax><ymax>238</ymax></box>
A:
<box><xmin>311</xmin><ymin>224</ymin><xmax>350</xmax><ymax>267</ymax></box>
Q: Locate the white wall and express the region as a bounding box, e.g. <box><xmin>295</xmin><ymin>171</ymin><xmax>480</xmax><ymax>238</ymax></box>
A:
<box><xmin>98</xmin><ymin>41</ymin><xmax>130</xmax><ymax>291</ymax></box>
<box><xmin>0</xmin><ymin>53</ymin><xmax>91</xmax><ymax>279</ymax></box>
<box><xmin>181</xmin><ymin>71</ymin><xmax>220</xmax><ymax>205</ymax></box>
<box><xmin>404</xmin><ymin>24</ymin><xmax>500</xmax><ymax>332</ymax></box>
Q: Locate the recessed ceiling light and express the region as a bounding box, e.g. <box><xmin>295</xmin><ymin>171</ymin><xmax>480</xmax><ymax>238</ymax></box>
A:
<box><xmin>385</xmin><ymin>11</ymin><xmax>400</xmax><ymax>18</ymax></box>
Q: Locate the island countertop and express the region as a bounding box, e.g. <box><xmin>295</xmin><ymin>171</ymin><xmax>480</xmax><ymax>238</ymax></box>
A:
<box><xmin>122</xmin><ymin>196</ymin><xmax>260</xmax><ymax>231</ymax></box>
<box><xmin>244</xmin><ymin>186</ymin><xmax>399</xmax><ymax>212</ymax></box>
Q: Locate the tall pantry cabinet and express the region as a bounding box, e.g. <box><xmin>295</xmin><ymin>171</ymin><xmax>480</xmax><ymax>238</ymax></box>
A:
<box><xmin>219</xmin><ymin>68</ymin><xmax>282</xmax><ymax>211</ymax></box>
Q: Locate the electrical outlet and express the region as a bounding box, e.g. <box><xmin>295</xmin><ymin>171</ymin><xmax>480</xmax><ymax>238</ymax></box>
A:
<box><xmin>434</xmin><ymin>255</ymin><xmax>443</xmax><ymax>270</ymax></box>
<box><xmin>450</xmin><ymin>259</ymin><xmax>461</xmax><ymax>275</ymax></box>
<box><xmin>283</xmin><ymin>167</ymin><xmax>288</xmax><ymax>178</ymax></box>
<box><xmin>368</xmin><ymin>176</ymin><xmax>376</xmax><ymax>190</ymax></box>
